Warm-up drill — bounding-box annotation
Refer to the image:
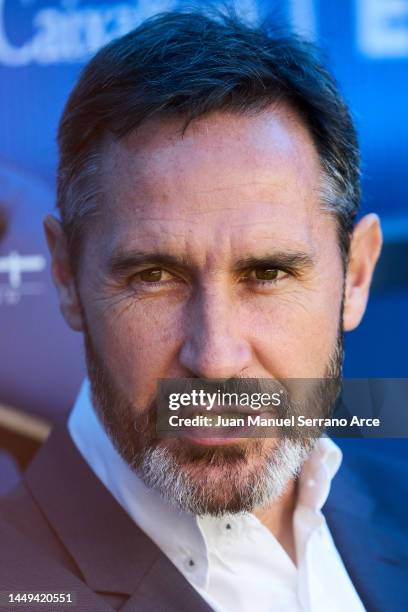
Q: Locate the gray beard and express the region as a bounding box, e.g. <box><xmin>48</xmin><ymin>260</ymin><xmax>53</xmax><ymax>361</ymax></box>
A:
<box><xmin>140</xmin><ymin>437</ymin><xmax>311</xmax><ymax>515</ymax></box>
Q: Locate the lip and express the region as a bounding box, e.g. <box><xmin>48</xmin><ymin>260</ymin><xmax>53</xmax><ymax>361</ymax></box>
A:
<box><xmin>182</xmin><ymin>429</ymin><xmax>249</xmax><ymax>446</ymax></box>
<box><xmin>179</xmin><ymin>410</ymin><xmax>265</xmax><ymax>445</ymax></box>
<box><xmin>184</xmin><ymin>436</ymin><xmax>244</xmax><ymax>446</ymax></box>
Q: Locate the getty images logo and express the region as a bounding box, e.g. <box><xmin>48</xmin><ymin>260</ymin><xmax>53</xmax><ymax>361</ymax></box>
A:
<box><xmin>0</xmin><ymin>250</ymin><xmax>46</xmax><ymax>304</ymax></box>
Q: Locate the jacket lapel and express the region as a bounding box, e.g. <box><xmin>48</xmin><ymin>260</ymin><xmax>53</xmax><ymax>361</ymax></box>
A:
<box><xmin>0</xmin><ymin>515</ymin><xmax>114</xmax><ymax>612</ymax></box>
<box><xmin>25</xmin><ymin>426</ymin><xmax>211</xmax><ymax>611</ymax></box>
<box><xmin>121</xmin><ymin>554</ymin><xmax>212</xmax><ymax>612</ymax></box>
<box><xmin>324</xmin><ymin>445</ymin><xmax>408</xmax><ymax>612</ymax></box>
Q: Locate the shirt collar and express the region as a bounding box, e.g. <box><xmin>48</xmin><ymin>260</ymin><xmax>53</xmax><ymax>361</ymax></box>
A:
<box><xmin>68</xmin><ymin>379</ymin><xmax>342</xmax><ymax>587</ymax></box>
<box><xmin>297</xmin><ymin>435</ymin><xmax>342</xmax><ymax>511</ymax></box>
<box><xmin>68</xmin><ymin>379</ymin><xmax>209</xmax><ymax>587</ymax></box>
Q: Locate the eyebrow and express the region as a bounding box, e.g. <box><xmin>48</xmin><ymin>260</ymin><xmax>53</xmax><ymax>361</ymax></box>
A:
<box><xmin>107</xmin><ymin>249</ymin><xmax>314</xmax><ymax>278</ymax></box>
<box><xmin>108</xmin><ymin>251</ymin><xmax>194</xmax><ymax>277</ymax></box>
<box><xmin>234</xmin><ymin>253</ymin><xmax>314</xmax><ymax>274</ymax></box>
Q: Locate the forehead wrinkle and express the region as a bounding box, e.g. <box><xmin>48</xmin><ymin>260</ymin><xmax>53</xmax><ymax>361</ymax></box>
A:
<box><xmin>101</xmin><ymin>183</ymin><xmax>317</xmax><ymax>224</ymax></box>
<box><xmin>100</xmin><ymin>109</ymin><xmax>321</xmax><ymax>214</ymax></box>
<box><xmin>108</xmin><ymin>160</ymin><xmax>316</xmax><ymax>201</ymax></box>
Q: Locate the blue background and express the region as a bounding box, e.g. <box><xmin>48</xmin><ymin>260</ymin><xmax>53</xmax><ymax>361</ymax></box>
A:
<box><xmin>0</xmin><ymin>0</ymin><xmax>407</xmax><ymax>420</ymax></box>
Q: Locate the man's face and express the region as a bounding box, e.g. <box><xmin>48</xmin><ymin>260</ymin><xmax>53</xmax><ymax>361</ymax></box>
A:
<box><xmin>75</xmin><ymin>107</ymin><xmax>345</xmax><ymax>513</ymax></box>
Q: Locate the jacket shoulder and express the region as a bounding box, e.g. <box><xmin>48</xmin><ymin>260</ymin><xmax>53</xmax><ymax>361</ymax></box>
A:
<box><xmin>0</xmin><ymin>485</ymin><xmax>113</xmax><ymax>612</ymax></box>
<box><xmin>334</xmin><ymin>438</ymin><xmax>408</xmax><ymax>527</ymax></box>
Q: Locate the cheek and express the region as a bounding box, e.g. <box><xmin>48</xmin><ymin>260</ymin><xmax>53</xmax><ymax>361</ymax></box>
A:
<box><xmin>86</xmin><ymin>297</ymin><xmax>184</xmax><ymax>402</ymax></box>
<box><xmin>246</xmin><ymin>282</ymin><xmax>343</xmax><ymax>378</ymax></box>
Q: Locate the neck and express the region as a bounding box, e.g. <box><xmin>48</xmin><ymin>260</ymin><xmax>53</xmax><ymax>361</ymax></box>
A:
<box><xmin>253</xmin><ymin>478</ymin><xmax>298</xmax><ymax>564</ymax></box>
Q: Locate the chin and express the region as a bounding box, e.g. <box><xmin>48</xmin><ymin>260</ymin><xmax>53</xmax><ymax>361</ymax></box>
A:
<box><xmin>138</xmin><ymin>437</ymin><xmax>303</xmax><ymax>515</ymax></box>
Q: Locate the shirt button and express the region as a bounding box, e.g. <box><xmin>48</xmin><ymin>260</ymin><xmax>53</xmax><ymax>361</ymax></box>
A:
<box><xmin>183</xmin><ymin>555</ymin><xmax>196</xmax><ymax>571</ymax></box>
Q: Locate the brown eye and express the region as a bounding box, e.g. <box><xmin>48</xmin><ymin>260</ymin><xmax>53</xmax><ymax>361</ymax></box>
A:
<box><xmin>139</xmin><ymin>268</ymin><xmax>164</xmax><ymax>282</ymax></box>
<box><xmin>254</xmin><ymin>268</ymin><xmax>279</xmax><ymax>281</ymax></box>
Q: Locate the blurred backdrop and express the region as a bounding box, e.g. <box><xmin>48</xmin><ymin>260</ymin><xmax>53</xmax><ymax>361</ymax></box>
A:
<box><xmin>0</xmin><ymin>0</ymin><xmax>407</xmax><ymax>425</ymax></box>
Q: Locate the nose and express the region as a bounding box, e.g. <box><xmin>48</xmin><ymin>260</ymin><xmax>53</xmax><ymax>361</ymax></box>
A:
<box><xmin>179</xmin><ymin>286</ymin><xmax>252</xmax><ymax>379</ymax></box>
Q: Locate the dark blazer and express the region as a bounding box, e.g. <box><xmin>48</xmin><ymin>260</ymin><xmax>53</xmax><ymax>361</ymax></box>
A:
<box><xmin>0</xmin><ymin>426</ymin><xmax>407</xmax><ymax>612</ymax></box>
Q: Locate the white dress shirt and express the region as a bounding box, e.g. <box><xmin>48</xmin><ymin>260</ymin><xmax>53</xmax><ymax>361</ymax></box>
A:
<box><xmin>68</xmin><ymin>380</ymin><xmax>365</xmax><ymax>612</ymax></box>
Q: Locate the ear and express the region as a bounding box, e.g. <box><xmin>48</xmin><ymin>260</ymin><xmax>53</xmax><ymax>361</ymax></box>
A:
<box><xmin>43</xmin><ymin>215</ymin><xmax>83</xmax><ymax>332</ymax></box>
<box><xmin>343</xmin><ymin>214</ymin><xmax>383</xmax><ymax>332</ymax></box>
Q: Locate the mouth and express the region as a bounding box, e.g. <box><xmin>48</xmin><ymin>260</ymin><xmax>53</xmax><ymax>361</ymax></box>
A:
<box><xmin>177</xmin><ymin>407</ymin><xmax>271</xmax><ymax>446</ymax></box>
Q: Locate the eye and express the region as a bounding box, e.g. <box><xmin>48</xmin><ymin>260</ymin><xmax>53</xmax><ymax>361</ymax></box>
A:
<box><xmin>253</xmin><ymin>268</ymin><xmax>280</xmax><ymax>281</ymax></box>
<box><xmin>128</xmin><ymin>267</ymin><xmax>187</xmax><ymax>296</ymax></box>
<box><xmin>139</xmin><ymin>268</ymin><xmax>167</xmax><ymax>283</ymax></box>
<box><xmin>245</xmin><ymin>267</ymin><xmax>287</xmax><ymax>284</ymax></box>
<box><xmin>130</xmin><ymin>268</ymin><xmax>178</xmax><ymax>288</ymax></box>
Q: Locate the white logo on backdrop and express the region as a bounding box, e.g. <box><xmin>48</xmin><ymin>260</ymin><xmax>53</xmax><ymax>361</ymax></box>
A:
<box><xmin>0</xmin><ymin>0</ymin><xmax>176</xmax><ymax>66</ymax></box>
<box><xmin>0</xmin><ymin>0</ymin><xmax>260</xmax><ymax>66</ymax></box>
<box><xmin>0</xmin><ymin>250</ymin><xmax>46</xmax><ymax>304</ymax></box>
<box><xmin>357</xmin><ymin>0</ymin><xmax>408</xmax><ymax>58</ymax></box>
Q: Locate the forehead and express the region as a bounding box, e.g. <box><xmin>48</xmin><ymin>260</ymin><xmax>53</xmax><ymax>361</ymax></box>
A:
<box><xmin>95</xmin><ymin>107</ymin><xmax>330</xmax><ymax>260</ymax></box>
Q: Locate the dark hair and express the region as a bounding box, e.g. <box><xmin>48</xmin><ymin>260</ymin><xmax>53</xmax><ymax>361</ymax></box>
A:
<box><xmin>57</xmin><ymin>10</ymin><xmax>360</xmax><ymax>269</ymax></box>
